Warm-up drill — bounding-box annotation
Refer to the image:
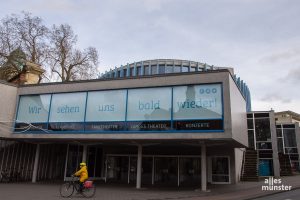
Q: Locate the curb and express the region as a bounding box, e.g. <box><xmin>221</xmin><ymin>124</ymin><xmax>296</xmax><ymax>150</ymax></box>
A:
<box><xmin>244</xmin><ymin>186</ymin><xmax>300</xmax><ymax>200</ymax></box>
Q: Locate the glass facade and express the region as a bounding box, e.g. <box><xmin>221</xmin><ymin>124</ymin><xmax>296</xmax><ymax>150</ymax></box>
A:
<box><xmin>276</xmin><ymin>124</ymin><xmax>299</xmax><ymax>172</ymax></box>
<box><xmin>247</xmin><ymin>112</ymin><xmax>274</xmax><ymax>176</ymax></box>
<box><xmin>101</xmin><ymin>59</ymin><xmax>252</xmax><ymax>112</ymax></box>
<box><xmin>17</xmin><ymin>95</ymin><xmax>51</xmax><ymax>123</ymax></box>
<box><xmin>247</xmin><ymin>113</ymin><xmax>272</xmax><ymax>150</ymax></box>
<box><xmin>15</xmin><ymin>83</ymin><xmax>224</xmax><ymax>133</ymax></box>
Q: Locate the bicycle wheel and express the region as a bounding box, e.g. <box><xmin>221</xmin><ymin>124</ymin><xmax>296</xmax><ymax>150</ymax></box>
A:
<box><xmin>81</xmin><ymin>183</ymin><xmax>96</xmax><ymax>198</ymax></box>
<box><xmin>60</xmin><ymin>183</ymin><xmax>74</xmax><ymax>197</ymax></box>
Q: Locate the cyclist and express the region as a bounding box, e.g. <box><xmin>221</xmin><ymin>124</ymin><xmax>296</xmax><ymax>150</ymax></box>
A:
<box><xmin>73</xmin><ymin>162</ymin><xmax>88</xmax><ymax>193</ymax></box>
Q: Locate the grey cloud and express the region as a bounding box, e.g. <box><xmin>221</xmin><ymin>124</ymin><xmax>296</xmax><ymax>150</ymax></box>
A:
<box><xmin>259</xmin><ymin>48</ymin><xmax>300</xmax><ymax>64</ymax></box>
<box><xmin>260</xmin><ymin>93</ymin><xmax>291</xmax><ymax>103</ymax></box>
<box><xmin>285</xmin><ymin>68</ymin><xmax>300</xmax><ymax>83</ymax></box>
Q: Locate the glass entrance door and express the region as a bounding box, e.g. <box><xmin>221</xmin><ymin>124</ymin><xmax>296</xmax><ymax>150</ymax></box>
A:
<box><xmin>129</xmin><ymin>156</ymin><xmax>137</xmax><ymax>183</ymax></box>
<box><xmin>142</xmin><ymin>157</ymin><xmax>153</xmax><ymax>185</ymax></box>
<box><xmin>259</xmin><ymin>159</ymin><xmax>273</xmax><ymax>176</ymax></box>
<box><xmin>65</xmin><ymin>145</ymin><xmax>83</xmax><ymax>177</ymax></box>
<box><xmin>155</xmin><ymin>157</ymin><xmax>178</xmax><ymax>186</ymax></box>
<box><xmin>87</xmin><ymin>146</ymin><xmax>103</xmax><ymax>178</ymax></box>
<box><xmin>106</xmin><ymin>156</ymin><xmax>128</xmax><ymax>183</ymax></box>
<box><xmin>179</xmin><ymin>157</ymin><xmax>201</xmax><ymax>186</ymax></box>
<box><xmin>211</xmin><ymin>157</ymin><xmax>230</xmax><ymax>184</ymax></box>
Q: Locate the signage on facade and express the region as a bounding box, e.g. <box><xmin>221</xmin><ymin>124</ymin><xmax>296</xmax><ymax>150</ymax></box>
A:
<box><xmin>15</xmin><ymin>84</ymin><xmax>223</xmax><ymax>133</ymax></box>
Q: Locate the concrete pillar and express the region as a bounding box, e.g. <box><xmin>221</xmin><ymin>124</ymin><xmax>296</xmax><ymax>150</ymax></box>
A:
<box><xmin>82</xmin><ymin>145</ymin><xmax>88</xmax><ymax>163</ymax></box>
<box><xmin>201</xmin><ymin>143</ymin><xmax>207</xmax><ymax>191</ymax></box>
<box><xmin>295</xmin><ymin>123</ymin><xmax>300</xmax><ymax>169</ymax></box>
<box><xmin>136</xmin><ymin>144</ymin><xmax>142</xmax><ymax>189</ymax></box>
<box><xmin>270</xmin><ymin>111</ymin><xmax>280</xmax><ymax>177</ymax></box>
<box><xmin>32</xmin><ymin>144</ymin><xmax>40</xmax><ymax>183</ymax></box>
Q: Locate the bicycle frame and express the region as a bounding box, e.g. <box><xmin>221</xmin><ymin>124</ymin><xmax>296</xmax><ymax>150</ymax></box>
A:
<box><xmin>60</xmin><ymin>176</ymin><xmax>96</xmax><ymax>198</ymax></box>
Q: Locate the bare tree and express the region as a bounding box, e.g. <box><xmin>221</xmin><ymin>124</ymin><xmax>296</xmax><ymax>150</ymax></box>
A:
<box><xmin>0</xmin><ymin>12</ymin><xmax>48</xmax><ymax>68</ymax></box>
<box><xmin>0</xmin><ymin>15</ymin><xmax>20</xmax><ymax>66</ymax></box>
<box><xmin>0</xmin><ymin>12</ymin><xmax>99</xmax><ymax>82</ymax></box>
<box><xmin>48</xmin><ymin>24</ymin><xmax>99</xmax><ymax>82</ymax></box>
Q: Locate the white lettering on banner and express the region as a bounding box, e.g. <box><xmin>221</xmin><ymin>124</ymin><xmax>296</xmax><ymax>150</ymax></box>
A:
<box><xmin>176</xmin><ymin>98</ymin><xmax>217</xmax><ymax>109</ymax></box>
<box><xmin>28</xmin><ymin>106</ymin><xmax>42</xmax><ymax>114</ymax></box>
<box><xmin>185</xmin><ymin>123</ymin><xmax>209</xmax><ymax>128</ymax></box>
<box><xmin>138</xmin><ymin>100</ymin><xmax>160</xmax><ymax>110</ymax></box>
<box><xmin>98</xmin><ymin>104</ymin><xmax>114</xmax><ymax>112</ymax></box>
<box><xmin>91</xmin><ymin>124</ymin><xmax>118</xmax><ymax>129</ymax></box>
<box><xmin>131</xmin><ymin>123</ymin><xmax>167</xmax><ymax>129</ymax></box>
<box><xmin>57</xmin><ymin>105</ymin><xmax>80</xmax><ymax>113</ymax></box>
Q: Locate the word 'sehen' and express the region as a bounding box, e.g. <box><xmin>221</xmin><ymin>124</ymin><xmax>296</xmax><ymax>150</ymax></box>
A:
<box><xmin>57</xmin><ymin>105</ymin><xmax>80</xmax><ymax>113</ymax></box>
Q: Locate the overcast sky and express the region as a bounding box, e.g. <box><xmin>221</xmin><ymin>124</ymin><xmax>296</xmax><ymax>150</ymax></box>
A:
<box><xmin>1</xmin><ymin>0</ymin><xmax>300</xmax><ymax>113</ymax></box>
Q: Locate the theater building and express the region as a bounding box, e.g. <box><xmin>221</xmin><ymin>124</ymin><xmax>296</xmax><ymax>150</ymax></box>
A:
<box><xmin>0</xmin><ymin>59</ymin><xmax>251</xmax><ymax>190</ymax></box>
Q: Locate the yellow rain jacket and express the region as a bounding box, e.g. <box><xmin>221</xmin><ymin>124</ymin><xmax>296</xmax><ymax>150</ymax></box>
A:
<box><xmin>74</xmin><ymin>166</ymin><xmax>88</xmax><ymax>182</ymax></box>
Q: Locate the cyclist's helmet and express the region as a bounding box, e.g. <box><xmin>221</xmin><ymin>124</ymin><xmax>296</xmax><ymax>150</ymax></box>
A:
<box><xmin>80</xmin><ymin>162</ymin><xmax>86</xmax><ymax>166</ymax></box>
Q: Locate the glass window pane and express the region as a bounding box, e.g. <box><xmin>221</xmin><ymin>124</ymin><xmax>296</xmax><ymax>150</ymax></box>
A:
<box><xmin>283</xmin><ymin>124</ymin><xmax>295</xmax><ymax>128</ymax></box>
<box><xmin>283</xmin><ymin>129</ymin><xmax>297</xmax><ymax>147</ymax></box>
<box><xmin>165</xmin><ymin>65</ymin><xmax>173</xmax><ymax>73</ymax></box>
<box><xmin>137</xmin><ymin>67</ymin><xmax>141</xmax><ymax>76</ymax></box>
<box><xmin>247</xmin><ymin>113</ymin><xmax>253</xmax><ymax>118</ymax></box>
<box><xmin>130</xmin><ymin>68</ymin><xmax>135</xmax><ymax>76</ymax></box>
<box><xmin>255</xmin><ymin>118</ymin><xmax>271</xmax><ymax>141</ymax></box>
<box><xmin>211</xmin><ymin>157</ymin><xmax>229</xmax><ymax>183</ymax></box>
<box><xmin>182</xmin><ymin>66</ymin><xmax>189</xmax><ymax>72</ymax></box>
<box><xmin>158</xmin><ymin>65</ymin><xmax>165</xmax><ymax>74</ymax></box>
<box><xmin>144</xmin><ymin>66</ymin><xmax>150</xmax><ymax>75</ymax></box>
<box><xmin>190</xmin><ymin>67</ymin><xmax>196</xmax><ymax>72</ymax></box>
<box><xmin>86</xmin><ymin>90</ymin><xmax>126</xmax><ymax>122</ymax></box>
<box><xmin>256</xmin><ymin>142</ymin><xmax>272</xmax><ymax>150</ymax></box>
<box><xmin>17</xmin><ymin>95</ymin><xmax>51</xmax><ymax>123</ymax></box>
<box><xmin>151</xmin><ymin>65</ymin><xmax>157</xmax><ymax>75</ymax></box>
<box><xmin>285</xmin><ymin>148</ymin><xmax>298</xmax><ymax>154</ymax></box>
<box><xmin>276</xmin><ymin>128</ymin><xmax>282</xmax><ymax>137</ymax></box>
<box><xmin>248</xmin><ymin>130</ymin><xmax>255</xmax><ymax>148</ymax></box>
<box><xmin>174</xmin><ymin>66</ymin><xmax>181</xmax><ymax>73</ymax></box>
<box><xmin>173</xmin><ymin>84</ymin><xmax>223</xmax><ymax>120</ymax></box>
<box><xmin>123</xmin><ymin>69</ymin><xmax>127</xmax><ymax>76</ymax></box>
<box><xmin>254</xmin><ymin>113</ymin><xmax>269</xmax><ymax>118</ymax></box>
<box><xmin>277</xmin><ymin>138</ymin><xmax>283</xmax><ymax>153</ymax></box>
<box><xmin>127</xmin><ymin>87</ymin><xmax>172</xmax><ymax>121</ymax></box>
<box><xmin>49</xmin><ymin>92</ymin><xmax>86</xmax><ymax>122</ymax></box>
<box><xmin>247</xmin><ymin>118</ymin><xmax>253</xmax><ymax>129</ymax></box>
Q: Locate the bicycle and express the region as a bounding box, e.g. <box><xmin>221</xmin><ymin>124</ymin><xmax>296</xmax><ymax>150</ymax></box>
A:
<box><xmin>59</xmin><ymin>177</ymin><xmax>96</xmax><ymax>198</ymax></box>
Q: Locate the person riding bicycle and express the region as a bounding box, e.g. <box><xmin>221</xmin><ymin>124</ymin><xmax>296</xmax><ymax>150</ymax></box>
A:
<box><xmin>73</xmin><ymin>162</ymin><xmax>88</xmax><ymax>192</ymax></box>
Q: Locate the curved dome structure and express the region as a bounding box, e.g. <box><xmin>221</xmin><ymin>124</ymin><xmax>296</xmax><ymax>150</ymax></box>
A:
<box><xmin>101</xmin><ymin>59</ymin><xmax>251</xmax><ymax>111</ymax></box>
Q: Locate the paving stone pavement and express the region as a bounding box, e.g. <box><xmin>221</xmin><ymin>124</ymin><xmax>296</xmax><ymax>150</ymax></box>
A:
<box><xmin>0</xmin><ymin>175</ymin><xmax>300</xmax><ymax>200</ymax></box>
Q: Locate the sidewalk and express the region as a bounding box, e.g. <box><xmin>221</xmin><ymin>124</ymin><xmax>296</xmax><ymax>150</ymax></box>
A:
<box><xmin>187</xmin><ymin>175</ymin><xmax>300</xmax><ymax>200</ymax></box>
<box><xmin>0</xmin><ymin>175</ymin><xmax>299</xmax><ymax>200</ymax></box>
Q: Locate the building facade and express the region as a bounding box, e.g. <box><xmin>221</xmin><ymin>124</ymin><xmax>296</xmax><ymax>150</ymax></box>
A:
<box><xmin>244</xmin><ymin>111</ymin><xmax>300</xmax><ymax>181</ymax></box>
<box><xmin>0</xmin><ymin>59</ymin><xmax>249</xmax><ymax>190</ymax></box>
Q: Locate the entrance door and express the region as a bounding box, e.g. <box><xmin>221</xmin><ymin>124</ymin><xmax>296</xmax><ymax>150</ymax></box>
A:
<box><xmin>179</xmin><ymin>157</ymin><xmax>201</xmax><ymax>186</ymax></box>
<box><xmin>129</xmin><ymin>156</ymin><xmax>137</xmax><ymax>183</ymax></box>
<box><xmin>155</xmin><ymin>157</ymin><xmax>178</xmax><ymax>186</ymax></box>
<box><xmin>106</xmin><ymin>156</ymin><xmax>128</xmax><ymax>183</ymax></box>
<box><xmin>142</xmin><ymin>157</ymin><xmax>153</xmax><ymax>185</ymax></box>
<box><xmin>65</xmin><ymin>145</ymin><xmax>83</xmax><ymax>177</ymax></box>
<box><xmin>87</xmin><ymin>146</ymin><xmax>103</xmax><ymax>178</ymax></box>
<box><xmin>259</xmin><ymin>159</ymin><xmax>273</xmax><ymax>176</ymax></box>
<box><xmin>211</xmin><ymin>157</ymin><xmax>230</xmax><ymax>184</ymax></box>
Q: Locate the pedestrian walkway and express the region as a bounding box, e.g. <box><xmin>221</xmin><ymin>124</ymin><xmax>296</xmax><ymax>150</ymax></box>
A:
<box><xmin>0</xmin><ymin>175</ymin><xmax>299</xmax><ymax>200</ymax></box>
